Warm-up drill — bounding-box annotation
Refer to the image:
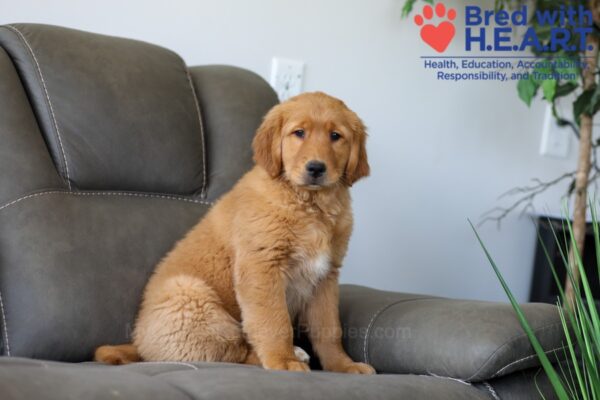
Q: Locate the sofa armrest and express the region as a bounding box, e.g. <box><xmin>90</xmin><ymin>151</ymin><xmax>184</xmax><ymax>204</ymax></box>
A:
<box><xmin>339</xmin><ymin>285</ymin><xmax>565</xmax><ymax>382</ymax></box>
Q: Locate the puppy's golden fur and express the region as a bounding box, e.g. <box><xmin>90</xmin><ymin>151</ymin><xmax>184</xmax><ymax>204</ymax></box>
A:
<box><xmin>95</xmin><ymin>92</ymin><xmax>374</xmax><ymax>374</ymax></box>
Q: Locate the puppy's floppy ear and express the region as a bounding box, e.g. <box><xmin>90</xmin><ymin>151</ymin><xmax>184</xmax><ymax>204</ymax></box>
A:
<box><xmin>253</xmin><ymin>105</ymin><xmax>283</xmax><ymax>177</ymax></box>
<box><xmin>345</xmin><ymin>112</ymin><xmax>370</xmax><ymax>185</ymax></box>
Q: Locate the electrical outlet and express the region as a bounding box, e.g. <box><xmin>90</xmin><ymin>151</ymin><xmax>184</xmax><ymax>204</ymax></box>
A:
<box><xmin>540</xmin><ymin>105</ymin><xmax>570</xmax><ymax>158</ymax></box>
<box><xmin>270</xmin><ymin>57</ymin><xmax>304</xmax><ymax>101</ymax></box>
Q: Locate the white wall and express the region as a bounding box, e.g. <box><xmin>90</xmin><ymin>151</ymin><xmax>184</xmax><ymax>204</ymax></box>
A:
<box><xmin>1</xmin><ymin>0</ymin><xmax>580</xmax><ymax>301</ymax></box>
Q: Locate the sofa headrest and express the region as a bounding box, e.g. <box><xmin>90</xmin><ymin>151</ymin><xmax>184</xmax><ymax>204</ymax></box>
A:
<box><xmin>0</xmin><ymin>24</ymin><xmax>206</xmax><ymax>195</ymax></box>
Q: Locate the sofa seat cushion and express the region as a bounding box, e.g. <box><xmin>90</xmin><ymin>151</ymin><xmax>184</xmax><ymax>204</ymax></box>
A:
<box><xmin>0</xmin><ymin>357</ymin><xmax>491</xmax><ymax>400</ymax></box>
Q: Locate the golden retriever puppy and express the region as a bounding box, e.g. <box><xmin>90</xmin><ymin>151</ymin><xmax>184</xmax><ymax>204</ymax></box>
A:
<box><xmin>95</xmin><ymin>92</ymin><xmax>374</xmax><ymax>374</ymax></box>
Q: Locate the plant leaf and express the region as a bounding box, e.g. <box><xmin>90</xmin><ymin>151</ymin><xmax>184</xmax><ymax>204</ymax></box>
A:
<box><xmin>573</xmin><ymin>88</ymin><xmax>594</xmax><ymax>126</ymax></box>
<box><xmin>591</xmin><ymin>84</ymin><xmax>600</xmax><ymax>116</ymax></box>
<box><xmin>543</xmin><ymin>79</ymin><xmax>557</xmax><ymax>102</ymax></box>
<box><xmin>555</xmin><ymin>82</ymin><xmax>578</xmax><ymax>99</ymax></box>
<box><xmin>518</xmin><ymin>77</ymin><xmax>539</xmax><ymax>107</ymax></box>
<box><xmin>401</xmin><ymin>0</ymin><xmax>417</xmax><ymax>18</ymax></box>
<box><xmin>402</xmin><ymin>0</ymin><xmax>434</xmax><ymax>18</ymax></box>
<box><xmin>563</xmin><ymin>206</ymin><xmax>600</xmax><ymax>343</ymax></box>
<box><xmin>557</xmin><ymin>300</ymin><xmax>587</xmax><ymax>399</ymax></box>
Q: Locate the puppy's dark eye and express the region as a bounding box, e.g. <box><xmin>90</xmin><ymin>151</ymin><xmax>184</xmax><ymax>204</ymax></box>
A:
<box><xmin>330</xmin><ymin>132</ymin><xmax>341</xmax><ymax>141</ymax></box>
<box><xmin>293</xmin><ymin>129</ymin><xmax>305</xmax><ymax>139</ymax></box>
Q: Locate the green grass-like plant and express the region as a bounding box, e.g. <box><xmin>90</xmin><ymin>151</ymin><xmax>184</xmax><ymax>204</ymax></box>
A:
<box><xmin>469</xmin><ymin>202</ymin><xmax>600</xmax><ymax>399</ymax></box>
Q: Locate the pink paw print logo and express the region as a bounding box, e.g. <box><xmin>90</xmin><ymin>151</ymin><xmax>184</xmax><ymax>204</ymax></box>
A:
<box><xmin>414</xmin><ymin>3</ymin><xmax>457</xmax><ymax>53</ymax></box>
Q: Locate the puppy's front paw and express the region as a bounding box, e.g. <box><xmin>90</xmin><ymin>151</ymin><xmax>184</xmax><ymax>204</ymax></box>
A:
<box><xmin>263</xmin><ymin>357</ymin><xmax>311</xmax><ymax>372</ymax></box>
<box><xmin>293</xmin><ymin>346</ymin><xmax>310</xmax><ymax>364</ymax></box>
<box><xmin>331</xmin><ymin>362</ymin><xmax>376</xmax><ymax>375</ymax></box>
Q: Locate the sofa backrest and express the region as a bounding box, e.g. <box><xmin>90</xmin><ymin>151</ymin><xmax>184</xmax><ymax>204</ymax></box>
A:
<box><xmin>0</xmin><ymin>24</ymin><xmax>278</xmax><ymax>361</ymax></box>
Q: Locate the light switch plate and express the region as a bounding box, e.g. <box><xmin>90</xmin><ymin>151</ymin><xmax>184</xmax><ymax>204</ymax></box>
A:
<box><xmin>270</xmin><ymin>57</ymin><xmax>304</xmax><ymax>101</ymax></box>
<box><xmin>540</xmin><ymin>105</ymin><xmax>570</xmax><ymax>158</ymax></box>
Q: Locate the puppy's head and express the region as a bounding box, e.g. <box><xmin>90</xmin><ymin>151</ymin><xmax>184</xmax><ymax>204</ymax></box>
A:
<box><xmin>252</xmin><ymin>92</ymin><xmax>369</xmax><ymax>189</ymax></box>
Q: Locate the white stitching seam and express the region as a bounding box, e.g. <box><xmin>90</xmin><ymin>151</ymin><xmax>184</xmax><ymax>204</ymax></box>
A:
<box><xmin>0</xmin><ymin>290</ymin><xmax>10</xmax><ymax>356</ymax></box>
<box><xmin>5</xmin><ymin>25</ymin><xmax>72</xmax><ymax>190</ymax></box>
<box><xmin>466</xmin><ymin>320</ymin><xmax>563</xmax><ymax>381</ymax></box>
<box><xmin>363</xmin><ymin>303</ymin><xmax>395</xmax><ymax>363</ymax></box>
<box><xmin>185</xmin><ymin>68</ymin><xmax>208</xmax><ymax>198</ymax></box>
<box><xmin>424</xmin><ymin>372</ymin><xmax>471</xmax><ymax>386</ymax></box>
<box><xmin>0</xmin><ymin>191</ymin><xmax>213</xmax><ymax>212</ymax></box>
<box><xmin>136</xmin><ymin>361</ymin><xmax>198</xmax><ymax>370</ymax></box>
<box><xmin>482</xmin><ymin>381</ymin><xmax>501</xmax><ymax>400</ymax></box>
<box><xmin>362</xmin><ymin>298</ymin><xmax>434</xmax><ymax>363</ymax></box>
<box><xmin>492</xmin><ymin>344</ymin><xmax>567</xmax><ymax>378</ymax></box>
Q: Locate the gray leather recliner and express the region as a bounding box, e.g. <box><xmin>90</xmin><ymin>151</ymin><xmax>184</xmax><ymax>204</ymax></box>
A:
<box><xmin>0</xmin><ymin>24</ymin><xmax>565</xmax><ymax>400</ymax></box>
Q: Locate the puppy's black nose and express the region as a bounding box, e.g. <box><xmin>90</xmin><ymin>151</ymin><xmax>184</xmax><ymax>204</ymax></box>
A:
<box><xmin>306</xmin><ymin>161</ymin><xmax>327</xmax><ymax>178</ymax></box>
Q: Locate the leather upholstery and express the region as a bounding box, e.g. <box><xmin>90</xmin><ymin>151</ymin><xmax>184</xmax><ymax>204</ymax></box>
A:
<box><xmin>0</xmin><ymin>47</ymin><xmax>65</xmax><ymax>205</ymax></box>
<box><xmin>476</xmin><ymin>366</ymin><xmax>559</xmax><ymax>400</ymax></box>
<box><xmin>0</xmin><ymin>24</ymin><xmax>206</xmax><ymax>194</ymax></box>
<box><xmin>188</xmin><ymin>65</ymin><xmax>279</xmax><ymax>201</ymax></box>
<box><xmin>0</xmin><ymin>357</ymin><xmax>492</xmax><ymax>400</ymax></box>
<box><xmin>0</xmin><ymin>192</ymin><xmax>208</xmax><ymax>360</ymax></box>
<box><xmin>339</xmin><ymin>285</ymin><xmax>565</xmax><ymax>382</ymax></box>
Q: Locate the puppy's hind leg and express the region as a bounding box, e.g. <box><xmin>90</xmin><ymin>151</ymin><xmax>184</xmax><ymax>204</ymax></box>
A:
<box><xmin>133</xmin><ymin>275</ymin><xmax>248</xmax><ymax>363</ymax></box>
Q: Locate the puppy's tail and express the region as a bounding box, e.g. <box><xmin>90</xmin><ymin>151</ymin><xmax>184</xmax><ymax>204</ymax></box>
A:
<box><xmin>94</xmin><ymin>344</ymin><xmax>141</xmax><ymax>365</ymax></box>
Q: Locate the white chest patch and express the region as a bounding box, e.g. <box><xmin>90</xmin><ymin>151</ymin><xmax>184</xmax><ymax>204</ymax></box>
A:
<box><xmin>286</xmin><ymin>252</ymin><xmax>330</xmax><ymax>319</ymax></box>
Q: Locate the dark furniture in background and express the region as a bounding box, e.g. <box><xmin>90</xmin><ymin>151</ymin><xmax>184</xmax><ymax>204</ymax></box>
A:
<box><xmin>0</xmin><ymin>23</ymin><xmax>567</xmax><ymax>400</ymax></box>
<box><xmin>530</xmin><ymin>216</ymin><xmax>600</xmax><ymax>306</ymax></box>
